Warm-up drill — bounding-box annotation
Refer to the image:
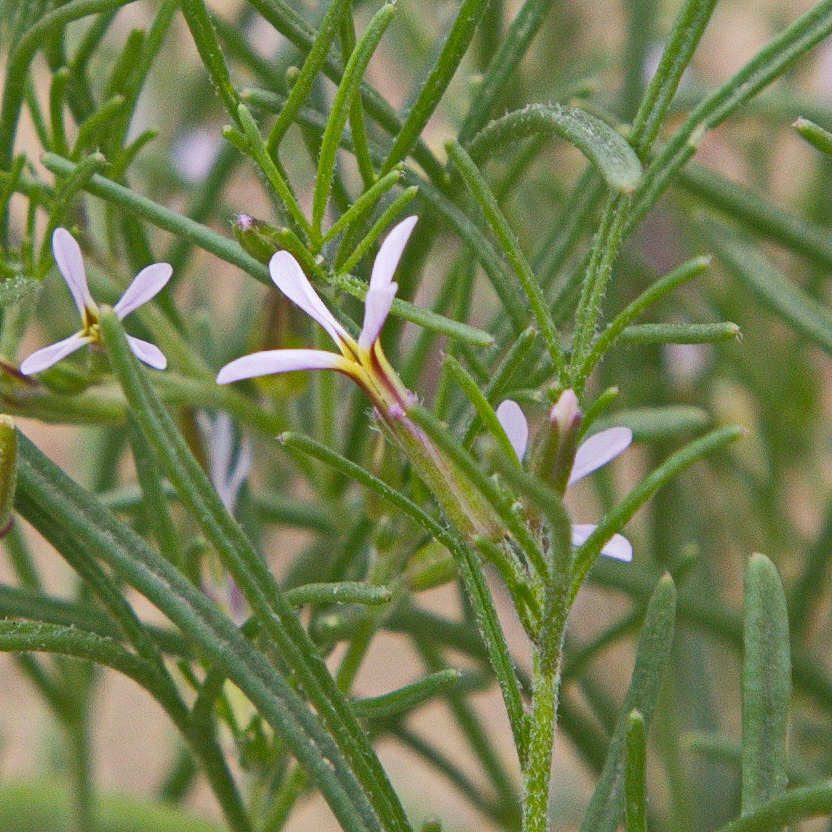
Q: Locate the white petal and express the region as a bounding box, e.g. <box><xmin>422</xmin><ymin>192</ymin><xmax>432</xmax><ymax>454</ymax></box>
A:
<box><xmin>20</xmin><ymin>332</ymin><xmax>91</xmax><ymax>374</ymax></box>
<box><xmin>358</xmin><ymin>283</ymin><xmax>397</xmax><ymax>350</ymax></box>
<box><xmin>495</xmin><ymin>400</ymin><xmax>529</xmax><ymax>460</ymax></box>
<box><xmin>52</xmin><ymin>228</ymin><xmax>95</xmax><ymax>317</ymax></box>
<box><xmin>357</xmin><ymin>216</ymin><xmax>417</xmax><ymax>349</ymax></box>
<box><xmin>127</xmin><ymin>335</ymin><xmax>167</xmax><ymax>369</ymax></box>
<box><xmin>571</xmin><ymin>524</ymin><xmax>633</xmax><ymax>562</ymax></box>
<box><xmin>114</xmin><ymin>262</ymin><xmax>172</xmax><ymax>319</ymax></box>
<box><xmin>269</xmin><ymin>251</ymin><xmax>347</xmax><ymax>346</ymax></box>
<box><xmin>369</xmin><ymin>216</ymin><xmax>418</xmax><ymax>292</ymax></box>
<box><xmin>568</xmin><ymin>427</ymin><xmax>633</xmax><ymax>485</ymax></box>
<box><xmin>216</xmin><ymin>349</ymin><xmax>349</xmax><ymax>384</ymax></box>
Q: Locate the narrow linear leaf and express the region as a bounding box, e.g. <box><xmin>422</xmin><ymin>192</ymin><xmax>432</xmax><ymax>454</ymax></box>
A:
<box><xmin>266</xmin><ymin>0</ymin><xmax>351</xmax><ymax>150</ymax></box>
<box><xmin>383</xmin><ymin>0</ymin><xmax>492</xmax><ymax>171</ymax></box>
<box><xmin>579</xmin><ymin>576</ymin><xmax>677</xmax><ymax>832</ymax></box>
<box><xmin>592</xmin><ymin>405</ymin><xmax>710</xmax><ymax>442</ymax></box>
<box><xmin>793</xmin><ymin>116</ymin><xmax>832</xmax><ymax>155</ymax></box>
<box><xmin>618</xmin><ymin>322</ymin><xmax>740</xmax><ymax>345</ymax></box>
<box><xmin>180</xmin><ymin>0</ymin><xmax>239</xmax><ymax>120</ymax></box>
<box><xmin>742</xmin><ymin>554</ymin><xmax>791</xmax><ymax>824</ymax></box>
<box><xmin>352</xmin><ymin>669</ymin><xmax>462</xmax><ymax>720</ymax></box>
<box><xmin>313</xmin><ymin>3</ymin><xmax>395</xmax><ymax>233</ymax></box>
<box><xmin>707</xmin><ymin>224</ymin><xmax>832</xmax><ymax>356</ymax></box>
<box><xmin>285</xmin><ymin>582</ymin><xmax>392</xmax><ymax>607</ymax></box>
<box><xmin>678</xmin><ymin>164</ymin><xmax>832</xmax><ymax>270</ymax></box>
<box><xmin>100</xmin><ymin>313</ymin><xmax>410</xmax><ymax>832</ymax></box>
<box><xmin>468</xmin><ymin>104</ymin><xmax>642</xmax><ymax>193</ymax></box>
<box><xmin>713</xmin><ymin>783</ymin><xmax>832</xmax><ymax>832</ymax></box>
<box><xmin>14</xmin><ymin>431</ymin><xmax>381</xmax><ymax>832</ymax></box>
<box><xmin>625</xmin><ymin>710</ymin><xmax>647</xmax><ymax>832</ymax></box>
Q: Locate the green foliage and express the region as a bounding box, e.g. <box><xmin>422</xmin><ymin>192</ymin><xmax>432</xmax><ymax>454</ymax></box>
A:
<box><xmin>0</xmin><ymin>1</ymin><xmax>831</xmax><ymax>832</ymax></box>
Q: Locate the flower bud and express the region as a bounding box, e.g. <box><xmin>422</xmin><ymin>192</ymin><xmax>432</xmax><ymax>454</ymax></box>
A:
<box><xmin>233</xmin><ymin>213</ymin><xmax>280</xmax><ymax>264</ymax></box>
<box><xmin>533</xmin><ymin>389</ymin><xmax>583</xmax><ymax>494</ymax></box>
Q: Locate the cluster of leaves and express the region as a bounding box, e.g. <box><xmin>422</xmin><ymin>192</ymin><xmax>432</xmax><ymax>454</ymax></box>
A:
<box><xmin>1</xmin><ymin>1</ymin><xmax>832</xmax><ymax>832</ymax></box>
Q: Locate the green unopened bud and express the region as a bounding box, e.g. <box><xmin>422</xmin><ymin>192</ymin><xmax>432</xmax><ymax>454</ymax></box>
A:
<box><xmin>533</xmin><ymin>389</ymin><xmax>582</xmax><ymax>494</ymax></box>
<box><xmin>233</xmin><ymin>213</ymin><xmax>280</xmax><ymax>264</ymax></box>
<box><xmin>0</xmin><ymin>416</ymin><xmax>17</xmax><ymax>536</ymax></box>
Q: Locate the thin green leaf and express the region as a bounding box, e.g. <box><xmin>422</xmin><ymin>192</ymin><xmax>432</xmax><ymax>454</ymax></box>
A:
<box><xmin>625</xmin><ymin>710</ymin><xmax>647</xmax><ymax>832</ymax></box>
<box><xmin>628</xmin><ymin>0</ymin><xmax>719</xmax><ymax>155</ymax></box>
<box><xmin>15</xmin><ymin>430</ymin><xmax>381</xmax><ymax>832</ymax></box>
<box><xmin>742</xmin><ymin>554</ymin><xmax>791</xmax><ymax>824</ymax></box>
<box><xmin>447</xmin><ymin>140</ymin><xmax>563</xmax><ymax>372</ymax></box>
<box><xmin>618</xmin><ymin>321</ymin><xmax>740</xmax><ymax>345</ymax></box>
<box><xmin>100</xmin><ymin>312</ymin><xmax>411</xmax><ymax>832</ymax></box>
<box><xmin>707</xmin><ymin>224</ymin><xmax>832</xmax><ymax>356</ymax></box>
<box><xmin>458</xmin><ymin>0</ymin><xmax>560</xmax><ymax>143</ymax></box>
<box><xmin>285</xmin><ymin>582</ymin><xmax>392</xmax><ymax>607</ymax></box>
<box><xmin>180</xmin><ymin>0</ymin><xmax>239</xmax><ymax>121</ymax></box>
<box><xmin>382</xmin><ymin>0</ymin><xmax>492</xmax><ymax>171</ymax></box>
<box><xmin>352</xmin><ymin>669</ymin><xmax>462</xmax><ymax>720</ymax></box>
<box><xmin>678</xmin><ymin>164</ymin><xmax>832</xmax><ymax>270</ymax></box>
<box><xmin>579</xmin><ymin>576</ymin><xmax>677</xmax><ymax>832</ymax></box>
<box><xmin>592</xmin><ymin>405</ymin><xmax>711</xmax><ymax>442</ymax></box>
<box><xmin>313</xmin><ymin>3</ymin><xmax>395</xmax><ymax>234</ymax></box>
<box><xmin>468</xmin><ymin>104</ymin><xmax>642</xmax><ymax>193</ymax></box>
<box><xmin>266</xmin><ymin>0</ymin><xmax>351</xmax><ymax>152</ymax></box>
<box><xmin>577</xmin><ymin>255</ymin><xmax>712</xmax><ymax>381</ymax></box>
<box><xmin>793</xmin><ymin>116</ymin><xmax>832</xmax><ymax>155</ymax></box>
<box><xmin>713</xmin><ymin>783</ymin><xmax>832</xmax><ymax>832</ymax></box>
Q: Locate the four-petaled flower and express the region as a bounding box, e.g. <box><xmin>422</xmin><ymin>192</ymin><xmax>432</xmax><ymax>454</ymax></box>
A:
<box><xmin>217</xmin><ymin>216</ymin><xmax>418</xmax><ymax>420</ymax></box>
<box><xmin>20</xmin><ymin>228</ymin><xmax>171</xmax><ymax>375</ymax></box>
<box><xmin>495</xmin><ymin>398</ymin><xmax>634</xmax><ymax>562</ymax></box>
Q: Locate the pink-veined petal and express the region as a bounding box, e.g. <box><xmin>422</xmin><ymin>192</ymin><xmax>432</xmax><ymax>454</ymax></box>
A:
<box><xmin>495</xmin><ymin>400</ymin><xmax>529</xmax><ymax>460</ymax></box>
<box><xmin>571</xmin><ymin>524</ymin><xmax>633</xmax><ymax>562</ymax></box>
<box><xmin>568</xmin><ymin>426</ymin><xmax>633</xmax><ymax>485</ymax></box>
<box><xmin>369</xmin><ymin>216</ymin><xmax>418</xmax><ymax>292</ymax></box>
<box><xmin>114</xmin><ymin>262</ymin><xmax>172</xmax><ymax>319</ymax></box>
<box><xmin>357</xmin><ymin>216</ymin><xmax>417</xmax><ymax>350</ymax></box>
<box><xmin>52</xmin><ymin>228</ymin><xmax>95</xmax><ymax>317</ymax></box>
<box><xmin>269</xmin><ymin>251</ymin><xmax>347</xmax><ymax>346</ymax></box>
<box><xmin>358</xmin><ymin>283</ymin><xmax>397</xmax><ymax>350</ymax></box>
<box><xmin>127</xmin><ymin>335</ymin><xmax>167</xmax><ymax>369</ymax></box>
<box><xmin>216</xmin><ymin>349</ymin><xmax>350</xmax><ymax>384</ymax></box>
<box><xmin>20</xmin><ymin>332</ymin><xmax>90</xmax><ymax>375</ymax></box>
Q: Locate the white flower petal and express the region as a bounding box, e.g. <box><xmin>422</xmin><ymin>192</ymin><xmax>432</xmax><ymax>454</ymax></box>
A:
<box><xmin>357</xmin><ymin>216</ymin><xmax>417</xmax><ymax>349</ymax></box>
<box><xmin>127</xmin><ymin>335</ymin><xmax>167</xmax><ymax>369</ymax></box>
<box><xmin>216</xmin><ymin>348</ymin><xmax>349</xmax><ymax>384</ymax></box>
<box><xmin>114</xmin><ymin>262</ymin><xmax>172</xmax><ymax>319</ymax></box>
<box><xmin>269</xmin><ymin>251</ymin><xmax>347</xmax><ymax>346</ymax></box>
<box><xmin>495</xmin><ymin>400</ymin><xmax>529</xmax><ymax>460</ymax></box>
<box><xmin>571</xmin><ymin>524</ymin><xmax>633</xmax><ymax>562</ymax></box>
<box><xmin>20</xmin><ymin>332</ymin><xmax>91</xmax><ymax>374</ymax></box>
<box><xmin>358</xmin><ymin>283</ymin><xmax>397</xmax><ymax>350</ymax></box>
<box><xmin>568</xmin><ymin>426</ymin><xmax>633</xmax><ymax>485</ymax></box>
<box><xmin>369</xmin><ymin>216</ymin><xmax>418</xmax><ymax>292</ymax></box>
<box><xmin>52</xmin><ymin>228</ymin><xmax>95</xmax><ymax>317</ymax></box>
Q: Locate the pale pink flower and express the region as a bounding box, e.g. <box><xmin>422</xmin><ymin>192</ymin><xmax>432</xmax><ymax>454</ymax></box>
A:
<box><xmin>495</xmin><ymin>398</ymin><xmax>634</xmax><ymax>562</ymax></box>
<box><xmin>217</xmin><ymin>217</ymin><xmax>418</xmax><ymax>417</ymax></box>
<box><xmin>20</xmin><ymin>228</ymin><xmax>170</xmax><ymax>374</ymax></box>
